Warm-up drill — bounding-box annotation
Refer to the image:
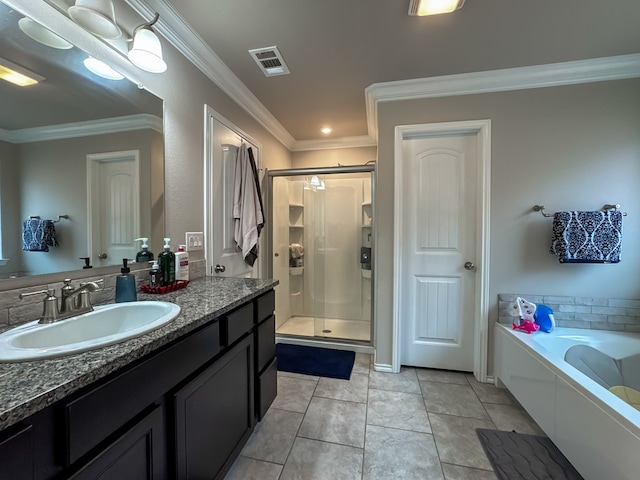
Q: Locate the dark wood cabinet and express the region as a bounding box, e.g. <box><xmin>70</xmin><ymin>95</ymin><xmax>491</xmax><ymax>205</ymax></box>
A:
<box><xmin>174</xmin><ymin>335</ymin><xmax>254</xmax><ymax>480</ymax></box>
<box><xmin>254</xmin><ymin>290</ymin><xmax>277</xmax><ymax>421</ymax></box>
<box><xmin>69</xmin><ymin>406</ymin><xmax>165</xmax><ymax>480</ymax></box>
<box><xmin>0</xmin><ymin>423</ymin><xmax>33</xmax><ymax>480</ymax></box>
<box><xmin>0</xmin><ymin>288</ymin><xmax>276</xmax><ymax>480</ymax></box>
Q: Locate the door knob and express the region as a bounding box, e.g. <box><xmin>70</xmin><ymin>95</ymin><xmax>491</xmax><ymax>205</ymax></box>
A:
<box><xmin>98</xmin><ymin>253</ymin><xmax>107</xmax><ymax>259</ymax></box>
<box><xmin>274</xmin><ymin>253</ymin><xmax>280</xmax><ymax>257</ymax></box>
<box><xmin>214</xmin><ymin>264</ymin><xmax>226</xmax><ymax>273</ymax></box>
<box><xmin>464</xmin><ymin>261</ymin><xmax>475</xmax><ymax>271</ymax></box>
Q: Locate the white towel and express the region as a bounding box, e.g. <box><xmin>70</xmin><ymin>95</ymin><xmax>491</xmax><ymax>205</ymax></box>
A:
<box><xmin>233</xmin><ymin>144</ymin><xmax>264</xmax><ymax>262</ymax></box>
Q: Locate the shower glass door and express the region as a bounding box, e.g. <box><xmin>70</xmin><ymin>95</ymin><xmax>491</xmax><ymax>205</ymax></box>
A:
<box><xmin>270</xmin><ymin>167</ymin><xmax>373</xmax><ymax>344</ymax></box>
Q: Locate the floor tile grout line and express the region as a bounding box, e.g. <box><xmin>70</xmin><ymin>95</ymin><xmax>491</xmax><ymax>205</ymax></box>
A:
<box><xmin>360</xmin><ymin>371</ymin><xmax>371</xmax><ymax>480</ymax></box>
<box><xmin>274</xmin><ymin>372</ymin><xmax>321</xmax><ymax>478</ymax></box>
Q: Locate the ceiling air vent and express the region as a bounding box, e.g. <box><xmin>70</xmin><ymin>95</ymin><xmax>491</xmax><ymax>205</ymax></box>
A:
<box><xmin>248</xmin><ymin>46</ymin><xmax>290</xmax><ymax>77</ymax></box>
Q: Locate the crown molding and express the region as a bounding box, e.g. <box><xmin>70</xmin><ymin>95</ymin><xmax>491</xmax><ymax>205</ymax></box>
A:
<box><xmin>365</xmin><ymin>53</ymin><xmax>640</xmax><ymax>144</ymax></box>
<box><xmin>292</xmin><ymin>135</ymin><xmax>377</xmax><ymax>152</ymax></box>
<box><xmin>0</xmin><ymin>114</ymin><xmax>162</xmax><ymax>144</ymax></box>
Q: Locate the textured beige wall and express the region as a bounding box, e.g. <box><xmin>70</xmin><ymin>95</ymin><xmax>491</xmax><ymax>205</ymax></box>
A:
<box><xmin>291</xmin><ymin>147</ymin><xmax>377</xmax><ymax>169</ymax></box>
<box><xmin>376</xmin><ymin>79</ymin><xmax>640</xmax><ymax>369</ymax></box>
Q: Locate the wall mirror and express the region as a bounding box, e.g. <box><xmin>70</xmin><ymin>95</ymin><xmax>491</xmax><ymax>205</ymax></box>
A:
<box><xmin>0</xmin><ymin>0</ymin><xmax>164</xmax><ymax>285</ymax></box>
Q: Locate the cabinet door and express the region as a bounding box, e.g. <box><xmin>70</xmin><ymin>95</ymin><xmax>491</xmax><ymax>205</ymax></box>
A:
<box><xmin>69</xmin><ymin>406</ymin><xmax>165</xmax><ymax>480</ymax></box>
<box><xmin>256</xmin><ymin>315</ymin><xmax>276</xmax><ymax>373</ymax></box>
<box><xmin>0</xmin><ymin>424</ymin><xmax>33</xmax><ymax>480</ymax></box>
<box><xmin>174</xmin><ymin>335</ymin><xmax>254</xmax><ymax>480</ymax></box>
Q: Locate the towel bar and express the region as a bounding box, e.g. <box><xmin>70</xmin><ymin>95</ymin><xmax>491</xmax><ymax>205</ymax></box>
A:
<box><xmin>533</xmin><ymin>205</ymin><xmax>627</xmax><ymax>217</ymax></box>
<box><xmin>29</xmin><ymin>215</ymin><xmax>70</xmax><ymax>223</ymax></box>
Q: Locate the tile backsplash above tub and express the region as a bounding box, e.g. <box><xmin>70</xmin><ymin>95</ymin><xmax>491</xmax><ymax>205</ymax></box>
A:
<box><xmin>498</xmin><ymin>293</ymin><xmax>640</xmax><ymax>332</ymax></box>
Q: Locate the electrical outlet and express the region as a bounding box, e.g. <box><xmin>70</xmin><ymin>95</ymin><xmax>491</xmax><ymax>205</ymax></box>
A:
<box><xmin>185</xmin><ymin>232</ymin><xmax>204</xmax><ymax>251</ymax></box>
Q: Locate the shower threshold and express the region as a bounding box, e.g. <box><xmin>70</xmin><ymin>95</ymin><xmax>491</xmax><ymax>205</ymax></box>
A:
<box><xmin>277</xmin><ymin>316</ymin><xmax>371</xmax><ymax>343</ymax></box>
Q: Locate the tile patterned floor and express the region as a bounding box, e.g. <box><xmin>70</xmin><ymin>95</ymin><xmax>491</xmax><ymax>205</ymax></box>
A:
<box><xmin>224</xmin><ymin>353</ymin><xmax>545</xmax><ymax>480</ymax></box>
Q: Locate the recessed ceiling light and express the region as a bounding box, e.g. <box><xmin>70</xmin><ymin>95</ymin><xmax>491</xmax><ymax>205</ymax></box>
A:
<box><xmin>408</xmin><ymin>0</ymin><xmax>465</xmax><ymax>16</ymax></box>
<box><xmin>0</xmin><ymin>57</ymin><xmax>44</xmax><ymax>86</ymax></box>
<box><xmin>321</xmin><ymin>127</ymin><xmax>333</xmax><ymax>134</ymax></box>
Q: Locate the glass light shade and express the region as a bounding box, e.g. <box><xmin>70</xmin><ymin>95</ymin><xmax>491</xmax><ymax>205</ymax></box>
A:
<box><xmin>128</xmin><ymin>28</ymin><xmax>167</xmax><ymax>73</ymax></box>
<box><xmin>68</xmin><ymin>0</ymin><xmax>121</xmax><ymax>40</ymax></box>
<box><xmin>309</xmin><ymin>175</ymin><xmax>321</xmax><ymax>187</ymax></box>
<box><xmin>415</xmin><ymin>0</ymin><xmax>464</xmax><ymax>15</ymax></box>
<box><xmin>83</xmin><ymin>56</ymin><xmax>124</xmax><ymax>80</ymax></box>
<box><xmin>18</xmin><ymin>17</ymin><xmax>73</xmax><ymax>49</ymax></box>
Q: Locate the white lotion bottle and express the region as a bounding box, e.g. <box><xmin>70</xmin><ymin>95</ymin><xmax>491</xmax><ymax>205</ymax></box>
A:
<box><xmin>175</xmin><ymin>245</ymin><xmax>189</xmax><ymax>281</ymax></box>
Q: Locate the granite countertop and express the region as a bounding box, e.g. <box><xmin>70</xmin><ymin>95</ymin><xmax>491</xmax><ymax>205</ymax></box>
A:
<box><xmin>0</xmin><ymin>276</ymin><xmax>278</xmax><ymax>431</ymax></box>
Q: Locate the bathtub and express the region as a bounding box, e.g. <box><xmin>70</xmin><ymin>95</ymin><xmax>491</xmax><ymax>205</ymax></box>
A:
<box><xmin>494</xmin><ymin>323</ymin><xmax>640</xmax><ymax>480</ymax></box>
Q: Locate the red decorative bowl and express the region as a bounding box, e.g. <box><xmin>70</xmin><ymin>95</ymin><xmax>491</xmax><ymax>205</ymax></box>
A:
<box><xmin>140</xmin><ymin>280</ymin><xmax>189</xmax><ymax>294</ymax></box>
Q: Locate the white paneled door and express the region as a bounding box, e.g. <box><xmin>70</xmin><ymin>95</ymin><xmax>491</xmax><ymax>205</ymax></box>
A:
<box><xmin>399</xmin><ymin>133</ymin><xmax>478</xmax><ymax>371</ymax></box>
<box><xmin>88</xmin><ymin>150</ymin><xmax>139</xmax><ymax>268</ymax></box>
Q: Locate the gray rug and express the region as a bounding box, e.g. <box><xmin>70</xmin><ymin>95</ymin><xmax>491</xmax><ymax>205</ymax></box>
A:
<box><xmin>476</xmin><ymin>429</ymin><xmax>584</xmax><ymax>480</ymax></box>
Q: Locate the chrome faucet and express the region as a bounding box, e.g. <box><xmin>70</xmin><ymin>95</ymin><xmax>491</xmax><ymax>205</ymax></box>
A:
<box><xmin>61</xmin><ymin>280</ymin><xmax>102</xmax><ymax>313</ymax></box>
<box><xmin>20</xmin><ymin>279</ymin><xmax>103</xmax><ymax>324</ymax></box>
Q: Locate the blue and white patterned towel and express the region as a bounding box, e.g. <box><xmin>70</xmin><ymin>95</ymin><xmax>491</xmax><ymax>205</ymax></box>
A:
<box><xmin>550</xmin><ymin>211</ymin><xmax>622</xmax><ymax>263</ymax></box>
<box><xmin>22</xmin><ymin>219</ymin><xmax>59</xmax><ymax>252</ymax></box>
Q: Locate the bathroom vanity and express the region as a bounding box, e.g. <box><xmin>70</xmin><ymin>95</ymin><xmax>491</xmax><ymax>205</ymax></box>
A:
<box><xmin>0</xmin><ymin>277</ymin><xmax>277</xmax><ymax>480</ymax></box>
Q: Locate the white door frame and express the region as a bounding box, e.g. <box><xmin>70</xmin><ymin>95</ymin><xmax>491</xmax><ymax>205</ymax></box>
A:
<box><xmin>392</xmin><ymin>119</ymin><xmax>491</xmax><ymax>381</ymax></box>
<box><xmin>204</xmin><ymin>105</ymin><xmax>263</xmax><ymax>277</ymax></box>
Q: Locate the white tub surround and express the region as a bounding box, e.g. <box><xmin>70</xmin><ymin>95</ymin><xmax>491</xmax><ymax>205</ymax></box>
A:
<box><xmin>494</xmin><ymin>324</ymin><xmax>640</xmax><ymax>480</ymax></box>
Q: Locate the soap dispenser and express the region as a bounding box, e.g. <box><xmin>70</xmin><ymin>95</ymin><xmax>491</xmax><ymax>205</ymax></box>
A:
<box><xmin>149</xmin><ymin>260</ymin><xmax>162</xmax><ymax>288</ymax></box>
<box><xmin>115</xmin><ymin>258</ymin><xmax>137</xmax><ymax>303</ymax></box>
<box><xmin>157</xmin><ymin>237</ymin><xmax>175</xmax><ymax>286</ymax></box>
<box><xmin>135</xmin><ymin>237</ymin><xmax>154</xmax><ymax>263</ymax></box>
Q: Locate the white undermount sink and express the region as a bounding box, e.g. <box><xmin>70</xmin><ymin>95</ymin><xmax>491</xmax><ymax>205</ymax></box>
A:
<box><xmin>0</xmin><ymin>301</ymin><xmax>181</xmax><ymax>362</ymax></box>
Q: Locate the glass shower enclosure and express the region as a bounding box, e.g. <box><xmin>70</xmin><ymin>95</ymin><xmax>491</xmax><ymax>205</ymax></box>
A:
<box><xmin>267</xmin><ymin>165</ymin><xmax>374</xmax><ymax>344</ymax></box>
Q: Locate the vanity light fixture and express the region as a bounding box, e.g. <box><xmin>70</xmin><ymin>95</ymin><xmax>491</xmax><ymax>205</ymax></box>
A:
<box><xmin>18</xmin><ymin>17</ymin><xmax>73</xmax><ymax>49</ymax></box>
<box><xmin>68</xmin><ymin>0</ymin><xmax>121</xmax><ymax>40</ymax></box>
<box><xmin>128</xmin><ymin>13</ymin><xmax>167</xmax><ymax>74</ymax></box>
<box><xmin>0</xmin><ymin>57</ymin><xmax>44</xmax><ymax>87</ymax></box>
<box><xmin>309</xmin><ymin>175</ymin><xmax>321</xmax><ymax>187</ymax></box>
<box><xmin>83</xmin><ymin>56</ymin><xmax>124</xmax><ymax>80</ymax></box>
<box><xmin>408</xmin><ymin>0</ymin><xmax>465</xmax><ymax>16</ymax></box>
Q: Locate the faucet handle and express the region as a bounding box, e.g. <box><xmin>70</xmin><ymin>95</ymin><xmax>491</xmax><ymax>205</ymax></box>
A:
<box><xmin>19</xmin><ymin>289</ymin><xmax>59</xmax><ymax>324</ymax></box>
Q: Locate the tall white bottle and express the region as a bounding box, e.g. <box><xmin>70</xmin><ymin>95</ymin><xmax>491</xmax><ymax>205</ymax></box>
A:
<box><xmin>175</xmin><ymin>245</ymin><xmax>189</xmax><ymax>281</ymax></box>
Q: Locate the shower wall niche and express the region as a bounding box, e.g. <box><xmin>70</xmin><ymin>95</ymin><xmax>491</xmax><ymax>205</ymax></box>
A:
<box><xmin>270</xmin><ymin>167</ymin><xmax>374</xmax><ymax>344</ymax></box>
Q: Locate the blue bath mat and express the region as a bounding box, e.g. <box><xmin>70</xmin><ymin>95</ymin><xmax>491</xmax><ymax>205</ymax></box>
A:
<box><xmin>476</xmin><ymin>429</ymin><xmax>584</xmax><ymax>480</ymax></box>
<box><xmin>275</xmin><ymin>344</ymin><xmax>355</xmax><ymax>380</ymax></box>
